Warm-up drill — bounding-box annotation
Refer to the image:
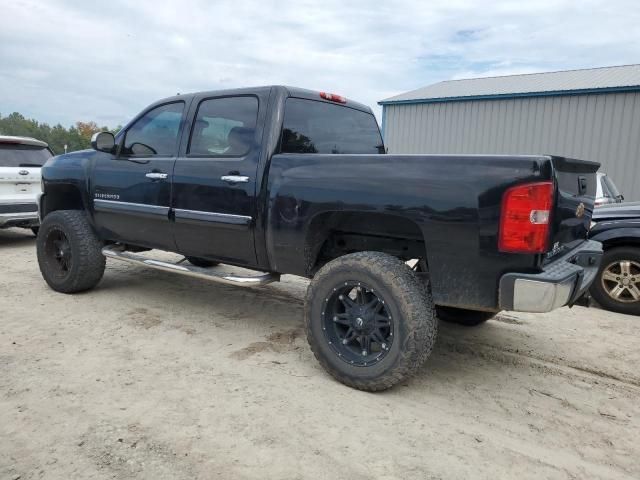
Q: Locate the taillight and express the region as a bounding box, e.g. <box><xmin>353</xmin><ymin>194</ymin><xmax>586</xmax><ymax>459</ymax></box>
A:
<box><xmin>320</xmin><ymin>92</ymin><xmax>347</xmax><ymax>104</ymax></box>
<box><xmin>499</xmin><ymin>181</ymin><xmax>554</xmax><ymax>254</ymax></box>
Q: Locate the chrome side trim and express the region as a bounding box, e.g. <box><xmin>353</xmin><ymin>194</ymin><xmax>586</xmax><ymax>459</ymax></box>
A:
<box><xmin>173</xmin><ymin>208</ymin><xmax>252</xmax><ymax>226</ymax></box>
<box><xmin>102</xmin><ymin>245</ymin><xmax>279</xmax><ymax>286</ymax></box>
<box><xmin>94</xmin><ymin>199</ymin><xmax>170</xmax><ymax>217</ymax></box>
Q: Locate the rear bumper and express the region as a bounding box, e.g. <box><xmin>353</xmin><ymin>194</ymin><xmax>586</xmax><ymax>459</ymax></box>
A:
<box><xmin>499</xmin><ymin>240</ymin><xmax>602</xmax><ymax>313</ymax></box>
<box><xmin>0</xmin><ymin>202</ymin><xmax>39</xmax><ymax>228</ymax></box>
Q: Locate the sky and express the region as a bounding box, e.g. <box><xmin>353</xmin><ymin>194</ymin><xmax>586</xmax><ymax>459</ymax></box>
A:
<box><xmin>1</xmin><ymin>0</ymin><xmax>640</xmax><ymax>127</ymax></box>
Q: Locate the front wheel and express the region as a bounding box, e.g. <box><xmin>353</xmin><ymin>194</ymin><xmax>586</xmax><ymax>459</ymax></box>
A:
<box><xmin>305</xmin><ymin>252</ymin><xmax>438</xmax><ymax>391</ymax></box>
<box><xmin>590</xmin><ymin>246</ymin><xmax>640</xmax><ymax>315</ymax></box>
<box><xmin>37</xmin><ymin>210</ymin><xmax>105</xmax><ymax>293</ymax></box>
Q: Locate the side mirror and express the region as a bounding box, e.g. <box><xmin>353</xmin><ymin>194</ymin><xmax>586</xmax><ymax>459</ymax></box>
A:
<box><xmin>91</xmin><ymin>131</ymin><xmax>115</xmax><ymax>153</ymax></box>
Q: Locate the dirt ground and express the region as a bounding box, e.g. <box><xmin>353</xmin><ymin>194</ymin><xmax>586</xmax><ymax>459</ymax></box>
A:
<box><xmin>1</xmin><ymin>227</ymin><xmax>639</xmax><ymax>480</ymax></box>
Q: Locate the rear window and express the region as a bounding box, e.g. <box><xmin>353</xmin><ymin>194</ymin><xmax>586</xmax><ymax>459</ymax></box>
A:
<box><xmin>0</xmin><ymin>143</ymin><xmax>52</xmax><ymax>167</ymax></box>
<box><xmin>280</xmin><ymin>98</ymin><xmax>383</xmax><ymax>154</ymax></box>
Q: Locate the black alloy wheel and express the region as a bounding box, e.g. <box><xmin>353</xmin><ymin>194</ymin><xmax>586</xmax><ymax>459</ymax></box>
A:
<box><xmin>322</xmin><ymin>282</ymin><xmax>394</xmax><ymax>366</ymax></box>
<box><xmin>304</xmin><ymin>251</ymin><xmax>437</xmax><ymax>391</ymax></box>
<box><xmin>43</xmin><ymin>228</ymin><xmax>73</xmax><ymax>279</ymax></box>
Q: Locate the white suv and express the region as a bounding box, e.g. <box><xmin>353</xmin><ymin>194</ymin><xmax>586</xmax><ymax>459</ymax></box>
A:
<box><xmin>0</xmin><ymin>136</ymin><xmax>53</xmax><ymax>234</ymax></box>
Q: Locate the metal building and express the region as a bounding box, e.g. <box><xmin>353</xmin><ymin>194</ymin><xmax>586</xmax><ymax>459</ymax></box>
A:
<box><xmin>379</xmin><ymin>64</ymin><xmax>640</xmax><ymax>200</ymax></box>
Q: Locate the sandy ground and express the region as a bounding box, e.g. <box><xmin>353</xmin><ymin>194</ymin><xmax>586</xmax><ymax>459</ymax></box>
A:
<box><xmin>0</xmin><ymin>227</ymin><xmax>639</xmax><ymax>480</ymax></box>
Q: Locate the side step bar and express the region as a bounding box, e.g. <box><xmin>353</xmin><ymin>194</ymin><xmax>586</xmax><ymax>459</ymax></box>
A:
<box><xmin>102</xmin><ymin>245</ymin><xmax>279</xmax><ymax>287</ymax></box>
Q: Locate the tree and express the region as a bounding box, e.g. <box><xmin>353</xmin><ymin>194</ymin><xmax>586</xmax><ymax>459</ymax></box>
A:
<box><xmin>0</xmin><ymin>112</ymin><xmax>118</xmax><ymax>155</ymax></box>
<box><xmin>76</xmin><ymin>121</ymin><xmax>101</xmax><ymax>141</ymax></box>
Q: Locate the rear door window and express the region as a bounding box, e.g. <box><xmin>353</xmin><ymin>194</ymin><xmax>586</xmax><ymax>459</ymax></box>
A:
<box><xmin>280</xmin><ymin>98</ymin><xmax>383</xmax><ymax>154</ymax></box>
<box><xmin>188</xmin><ymin>96</ymin><xmax>259</xmax><ymax>157</ymax></box>
<box><xmin>0</xmin><ymin>144</ymin><xmax>52</xmax><ymax>167</ymax></box>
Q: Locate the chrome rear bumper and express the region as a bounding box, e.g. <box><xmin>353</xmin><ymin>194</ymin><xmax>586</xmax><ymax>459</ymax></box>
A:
<box><xmin>499</xmin><ymin>240</ymin><xmax>602</xmax><ymax>313</ymax></box>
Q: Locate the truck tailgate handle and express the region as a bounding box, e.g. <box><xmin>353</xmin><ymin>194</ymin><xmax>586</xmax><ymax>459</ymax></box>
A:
<box><xmin>221</xmin><ymin>175</ymin><xmax>249</xmax><ymax>183</ymax></box>
<box><xmin>145</xmin><ymin>172</ymin><xmax>168</xmax><ymax>180</ymax></box>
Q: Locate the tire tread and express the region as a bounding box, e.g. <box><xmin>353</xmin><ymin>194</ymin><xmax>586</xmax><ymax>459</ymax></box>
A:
<box><xmin>304</xmin><ymin>252</ymin><xmax>437</xmax><ymax>391</ymax></box>
<box><xmin>37</xmin><ymin>210</ymin><xmax>105</xmax><ymax>293</ymax></box>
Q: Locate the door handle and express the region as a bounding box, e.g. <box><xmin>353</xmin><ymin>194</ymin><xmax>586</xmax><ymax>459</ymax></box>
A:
<box><xmin>146</xmin><ymin>172</ymin><xmax>168</xmax><ymax>180</ymax></box>
<box><xmin>221</xmin><ymin>175</ymin><xmax>250</xmax><ymax>183</ymax></box>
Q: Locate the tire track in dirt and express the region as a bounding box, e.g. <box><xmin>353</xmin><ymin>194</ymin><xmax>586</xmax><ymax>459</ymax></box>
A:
<box><xmin>239</xmin><ymin>281</ymin><xmax>640</xmax><ymax>393</ymax></box>
<box><xmin>436</xmin><ymin>336</ymin><xmax>640</xmax><ymax>392</ymax></box>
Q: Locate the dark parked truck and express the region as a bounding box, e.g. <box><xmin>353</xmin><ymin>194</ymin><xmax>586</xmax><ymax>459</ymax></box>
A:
<box><xmin>37</xmin><ymin>86</ymin><xmax>602</xmax><ymax>390</ymax></box>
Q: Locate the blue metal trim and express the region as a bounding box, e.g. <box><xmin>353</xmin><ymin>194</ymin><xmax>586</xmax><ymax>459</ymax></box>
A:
<box><xmin>378</xmin><ymin>85</ymin><xmax>640</xmax><ymax>105</ymax></box>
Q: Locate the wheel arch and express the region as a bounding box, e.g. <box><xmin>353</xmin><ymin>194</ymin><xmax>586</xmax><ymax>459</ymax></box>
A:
<box><xmin>41</xmin><ymin>183</ymin><xmax>87</xmax><ymax>218</ymax></box>
<box><xmin>591</xmin><ymin>227</ymin><xmax>640</xmax><ymax>250</ymax></box>
<box><xmin>303</xmin><ymin>210</ymin><xmax>428</xmax><ymax>275</ymax></box>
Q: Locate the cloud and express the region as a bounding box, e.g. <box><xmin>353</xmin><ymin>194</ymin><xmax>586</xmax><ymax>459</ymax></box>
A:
<box><xmin>1</xmin><ymin>0</ymin><xmax>639</xmax><ymax>127</ymax></box>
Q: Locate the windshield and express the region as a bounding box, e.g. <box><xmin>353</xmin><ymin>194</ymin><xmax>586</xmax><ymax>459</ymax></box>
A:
<box><xmin>0</xmin><ymin>143</ymin><xmax>52</xmax><ymax>167</ymax></box>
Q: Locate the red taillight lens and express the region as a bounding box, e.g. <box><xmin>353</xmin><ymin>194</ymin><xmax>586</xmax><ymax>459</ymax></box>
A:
<box><xmin>499</xmin><ymin>181</ymin><xmax>554</xmax><ymax>253</ymax></box>
<box><xmin>320</xmin><ymin>92</ymin><xmax>347</xmax><ymax>104</ymax></box>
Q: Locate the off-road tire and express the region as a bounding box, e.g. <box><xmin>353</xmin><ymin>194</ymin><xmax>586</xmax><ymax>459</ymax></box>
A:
<box><xmin>37</xmin><ymin>210</ymin><xmax>105</xmax><ymax>293</ymax></box>
<box><xmin>305</xmin><ymin>251</ymin><xmax>438</xmax><ymax>391</ymax></box>
<box><xmin>436</xmin><ymin>306</ymin><xmax>496</xmax><ymax>326</ymax></box>
<box><xmin>186</xmin><ymin>256</ymin><xmax>219</xmax><ymax>268</ymax></box>
<box><xmin>590</xmin><ymin>246</ymin><xmax>640</xmax><ymax>316</ymax></box>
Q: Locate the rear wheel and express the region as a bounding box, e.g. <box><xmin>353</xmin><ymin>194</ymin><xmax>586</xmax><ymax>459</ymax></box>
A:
<box><xmin>590</xmin><ymin>246</ymin><xmax>640</xmax><ymax>315</ymax></box>
<box><xmin>186</xmin><ymin>256</ymin><xmax>219</xmax><ymax>268</ymax></box>
<box><xmin>436</xmin><ymin>306</ymin><xmax>496</xmax><ymax>326</ymax></box>
<box><xmin>37</xmin><ymin>210</ymin><xmax>105</xmax><ymax>293</ymax></box>
<box><xmin>305</xmin><ymin>252</ymin><xmax>437</xmax><ymax>391</ymax></box>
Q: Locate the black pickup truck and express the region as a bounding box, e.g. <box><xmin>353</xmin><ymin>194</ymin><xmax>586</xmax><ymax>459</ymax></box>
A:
<box><xmin>36</xmin><ymin>85</ymin><xmax>602</xmax><ymax>390</ymax></box>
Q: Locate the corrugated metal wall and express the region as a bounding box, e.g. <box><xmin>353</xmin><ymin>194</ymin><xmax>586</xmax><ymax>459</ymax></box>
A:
<box><xmin>383</xmin><ymin>92</ymin><xmax>640</xmax><ymax>200</ymax></box>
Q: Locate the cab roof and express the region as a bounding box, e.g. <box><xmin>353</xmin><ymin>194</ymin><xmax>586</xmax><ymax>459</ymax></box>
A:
<box><xmin>157</xmin><ymin>86</ymin><xmax>374</xmax><ymax>114</ymax></box>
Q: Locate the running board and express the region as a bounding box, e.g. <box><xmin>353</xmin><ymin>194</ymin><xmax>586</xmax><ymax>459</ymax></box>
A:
<box><xmin>101</xmin><ymin>245</ymin><xmax>279</xmax><ymax>287</ymax></box>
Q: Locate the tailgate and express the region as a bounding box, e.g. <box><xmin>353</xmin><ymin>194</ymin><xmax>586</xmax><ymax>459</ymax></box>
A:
<box><xmin>547</xmin><ymin>156</ymin><xmax>600</xmax><ymax>259</ymax></box>
<box><xmin>0</xmin><ymin>143</ymin><xmax>48</xmax><ymax>203</ymax></box>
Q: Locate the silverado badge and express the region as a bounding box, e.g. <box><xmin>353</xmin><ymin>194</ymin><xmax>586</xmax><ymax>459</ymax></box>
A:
<box><xmin>575</xmin><ymin>202</ymin><xmax>585</xmax><ymax>218</ymax></box>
